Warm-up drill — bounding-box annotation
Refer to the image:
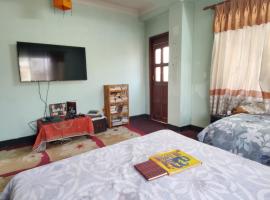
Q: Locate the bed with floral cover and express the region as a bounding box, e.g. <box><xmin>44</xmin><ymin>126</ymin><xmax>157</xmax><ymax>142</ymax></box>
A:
<box><xmin>1</xmin><ymin>130</ymin><xmax>270</xmax><ymax>200</ymax></box>
<box><xmin>198</xmin><ymin>113</ymin><xmax>270</xmax><ymax>166</ymax></box>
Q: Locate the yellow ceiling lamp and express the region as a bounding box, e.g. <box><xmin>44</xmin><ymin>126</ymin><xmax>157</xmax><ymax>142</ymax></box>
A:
<box><xmin>53</xmin><ymin>0</ymin><xmax>72</xmax><ymax>14</ymax></box>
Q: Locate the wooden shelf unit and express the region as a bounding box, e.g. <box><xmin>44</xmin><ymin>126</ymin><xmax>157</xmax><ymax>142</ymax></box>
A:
<box><xmin>104</xmin><ymin>84</ymin><xmax>129</xmax><ymax>128</ymax></box>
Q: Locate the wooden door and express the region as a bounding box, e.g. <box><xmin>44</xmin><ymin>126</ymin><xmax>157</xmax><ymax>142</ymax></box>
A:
<box><xmin>149</xmin><ymin>32</ymin><xmax>169</xmax><ymax>123</ymax></box>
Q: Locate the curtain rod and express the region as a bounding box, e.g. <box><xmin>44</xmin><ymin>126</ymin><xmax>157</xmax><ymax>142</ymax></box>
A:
<box><xmin>203</xmin><ymin>0</ymin><xmax>231</xmax><ymax>10</ymax></box>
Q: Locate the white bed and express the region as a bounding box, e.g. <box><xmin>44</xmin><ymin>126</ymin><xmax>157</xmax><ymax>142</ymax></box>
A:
<box><xmin>1</xmin><ymin>130</ymin><xmax>270</xmax><ymax>200</ymax></box>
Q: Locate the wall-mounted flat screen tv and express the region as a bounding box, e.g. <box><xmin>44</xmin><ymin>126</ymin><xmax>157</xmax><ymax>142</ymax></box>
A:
<box><xmin>17</xmin><ymin>42</ymin><xmax>87</xmax><ymax>82</ymax></box>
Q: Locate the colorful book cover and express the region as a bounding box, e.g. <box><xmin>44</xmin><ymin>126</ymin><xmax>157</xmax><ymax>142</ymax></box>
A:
<box><xmin>134</xmin><ymin>160</ymin><xmax>167</xmax><ymax>181</ymax></box>
<box><xmin>149</xmin><ymin>149</ymin><xmax>202</xmax><ymax>175</ymax></box>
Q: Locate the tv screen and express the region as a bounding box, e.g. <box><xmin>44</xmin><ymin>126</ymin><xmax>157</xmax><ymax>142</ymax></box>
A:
<box><xmin>17</xmin><ymin>42</ymin><xmax>87</xmax><ymax>82</ymax></box>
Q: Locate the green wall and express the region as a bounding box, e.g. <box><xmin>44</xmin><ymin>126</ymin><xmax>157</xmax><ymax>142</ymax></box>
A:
<box><xmin>0</xmin><ymin>0</ymin><xmax>145</xmax><ymax>141</ymax></box>
<box><xmin>191</xmin><ymin>0</ymin><xmax>217</xmax><ymax>127</ymax></box>
<box><xmin>144</xmin><ymin>12</ymin><xmax>169</xmax><ymax>114</ymax></box>
<box><xmin>168</xmin><ymin>2</ymin><xmax>182</xmax><ymax>126</ymax></box>
<box><xmin>0</xmin><ymin>0</ymin><xmax>220</xmax><ymax>141</ymax></box>
<box><xmin>179</xmin><ymin>1</ymin><xmax>194</xmax><ymax>126</ymax></box>
<box><xmin>144</xmin><ymin>0</ymin><xmax>218</xmax><ymax>128</ymax></box>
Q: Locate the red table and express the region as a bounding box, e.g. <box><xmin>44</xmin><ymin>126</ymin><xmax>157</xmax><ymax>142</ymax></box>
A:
<box><xmin>33</xmin><ymin>116</ymin><xmax>94</xmax><ymax>152</ymax></box>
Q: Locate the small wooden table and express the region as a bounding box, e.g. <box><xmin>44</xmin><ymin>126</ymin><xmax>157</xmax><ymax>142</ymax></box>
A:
<box><xmin>33</xmin><ymin>116</ymin><xmax>94</xmax><ymax>152</ymax></box>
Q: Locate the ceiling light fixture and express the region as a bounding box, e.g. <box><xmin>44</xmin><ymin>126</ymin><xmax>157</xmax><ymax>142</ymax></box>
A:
<box><xmin>53</xmin><ymin>0</ymin><xmax>72</xmax><ymax>15</ymax></box>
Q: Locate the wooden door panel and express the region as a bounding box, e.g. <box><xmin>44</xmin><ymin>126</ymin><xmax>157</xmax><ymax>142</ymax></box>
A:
<box><xmin>152</xmin><ymin>86</ymin><xmax>162</xmax><ymax>121</ymax></box>
<box><xmin>161</xmin><ymin>85</ymin><xmax>168</xmax><ymax>122</ymax></box>
<box><xmin>149</xmin><ymin>33</ymin><xmax>169</xmax><ymax>123</ymax></box>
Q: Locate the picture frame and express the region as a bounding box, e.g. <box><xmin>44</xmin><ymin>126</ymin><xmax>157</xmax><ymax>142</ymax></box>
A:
<box><xmin>67</xmin><ymin>101</ymin><xmax>77</xmax><ymax>117</ymax></box>
<box><xmin>49</xmin><ymin>103</ymin><xmax>67</xmax><ymax>117</ymax></box>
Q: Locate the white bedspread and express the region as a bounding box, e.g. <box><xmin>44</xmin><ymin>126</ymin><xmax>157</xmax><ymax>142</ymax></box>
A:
<box><xmin>1</xmin><ymin>130</ymin><xmax>270</xmax><ymax>200</ymax></box>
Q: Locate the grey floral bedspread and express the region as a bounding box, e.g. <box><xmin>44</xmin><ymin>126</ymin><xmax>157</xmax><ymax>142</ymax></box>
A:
<box><xmin>1</xmin><ymin>130</ymin><xmax>270</xmax><ymax>200</ymax></box>
<box><xmin>198</xmin><ymin>114</ymin><xmax>270</xmax><ymax>166</ymax></box>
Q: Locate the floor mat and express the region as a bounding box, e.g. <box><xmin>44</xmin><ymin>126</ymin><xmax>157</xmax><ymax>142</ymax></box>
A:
<box><xmin>96</xmin><ymin>126</ymin><xmax>140</xmax><ymax>146</ymax></box>
<box><xmin>0</xmin><ymin>176</ymin><xmax>13</xmax><ymax>193</ymax></box>
<box><xmin>0</xmin><ymin>126</ymin><xmax>141</xmax><ymax>192</ymax></box>
<box><xmin>46</xmin><ymin>136</ymin><xmax>99</xmax><ymax>162</ymax></box>
<box><xmin>0</xmin><ymin>146</ymin><xmax>47</xmax><ymax>177</ymax></box>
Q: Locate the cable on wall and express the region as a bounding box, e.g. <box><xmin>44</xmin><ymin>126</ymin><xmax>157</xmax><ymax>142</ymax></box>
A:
<box><xmin>37</xmin><ymin>81</ymin><xmax>51</xmax><ymax>118</ymax></box>
<box><xmin>28</xmin><ymin>120</ymin><xmax>37</xmax><ymax>133</ymax></box>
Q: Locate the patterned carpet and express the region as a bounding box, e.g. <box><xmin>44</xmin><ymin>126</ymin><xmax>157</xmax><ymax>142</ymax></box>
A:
<box><xmin>0</xmin><ymin>126</ymin><xmax>141</xmax><ymax>192</ymax></box>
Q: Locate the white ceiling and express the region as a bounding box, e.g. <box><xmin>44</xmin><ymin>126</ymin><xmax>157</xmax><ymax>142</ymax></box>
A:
<box><xmin>78</xmin><ymin>0</ymin><xmax>180</xmax><ymax>17</ymax></box>
<box><xmin>100</xmin><ymin>0</ymin><xmax>179</xmax><ymax>14</ymax></box>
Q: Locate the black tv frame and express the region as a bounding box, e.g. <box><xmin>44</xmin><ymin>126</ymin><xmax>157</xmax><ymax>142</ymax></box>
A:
<box><xmin>17</xmin><ymin>41</ymin><xmax>87</xmax><ymax>82</ymax></box>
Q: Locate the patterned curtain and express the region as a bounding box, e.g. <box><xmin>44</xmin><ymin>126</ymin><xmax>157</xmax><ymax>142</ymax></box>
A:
<box><xmin>210</xmin><ymin>0</ymin><xmax>270</xmax><ymax>115</ymax></box>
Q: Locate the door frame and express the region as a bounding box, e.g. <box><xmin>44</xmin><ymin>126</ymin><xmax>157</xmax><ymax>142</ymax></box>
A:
<box><xmin>149</xmin><ymin>32</ymin><xmax>169</xmax><ymax>123</ymax></box>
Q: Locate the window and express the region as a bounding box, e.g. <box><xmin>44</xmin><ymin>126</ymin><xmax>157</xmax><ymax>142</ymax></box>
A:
<box><xmin>153</xmin><ymin>45</ymin><xmax>169</xmax><ymax>83</ymax></box>
<box><xmin>155</xmin><ymin>49</ymin><xmax>161</xmax><ymax>64</ymax></box>
<box><xmin>155</xmin><ymin>67</ymin><xmax>161</xmax><ymax>82</ymax></box>
<box><xmin>163</xmin><ymin>47</ymin><xmax>169</xmax><ymax>63</ymax></box>
<box><xmin>163</xmin><ymin>66</ymin><xmax>169</xmax><ymax>82</ymax></box>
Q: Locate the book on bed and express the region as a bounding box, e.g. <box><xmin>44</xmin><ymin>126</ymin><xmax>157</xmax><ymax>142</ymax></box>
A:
<box><xmin>134</xmin><ymin>160</ymin><xmax>167</xmax><ymax>181</ymax></box>
<box><xmin>149</xmin><ymin>149</ymin><xmax>202</xmax><ymax>175</ymax></box>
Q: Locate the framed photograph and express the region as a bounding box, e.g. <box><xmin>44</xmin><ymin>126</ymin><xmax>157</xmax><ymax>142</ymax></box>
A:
<box><xmin>67</xmin><ymin>101</ymin><xmax>77</xmax><ymax>116</ymax></box>
<box><xmin>49</xmin><ymin>103</ymin><xmax>67</xmax><ymax>117</ymax></box>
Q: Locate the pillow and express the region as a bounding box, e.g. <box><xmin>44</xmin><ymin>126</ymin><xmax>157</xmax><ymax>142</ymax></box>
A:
<box><xmin>232</xmin><ymin>106</ymin><xmax>249</xmax><ymax>114</ymax></box>
<box><xmin>232</xmin><ymin>102</ymin><xmax>266</xmax><ymax>115</ymax></box>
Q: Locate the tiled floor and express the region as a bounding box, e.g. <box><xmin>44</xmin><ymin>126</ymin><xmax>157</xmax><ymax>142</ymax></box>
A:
<box><xmin>128</xmin><ymin>116</ymin><xmax>199</xmax><ymax>140</ymax></box>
